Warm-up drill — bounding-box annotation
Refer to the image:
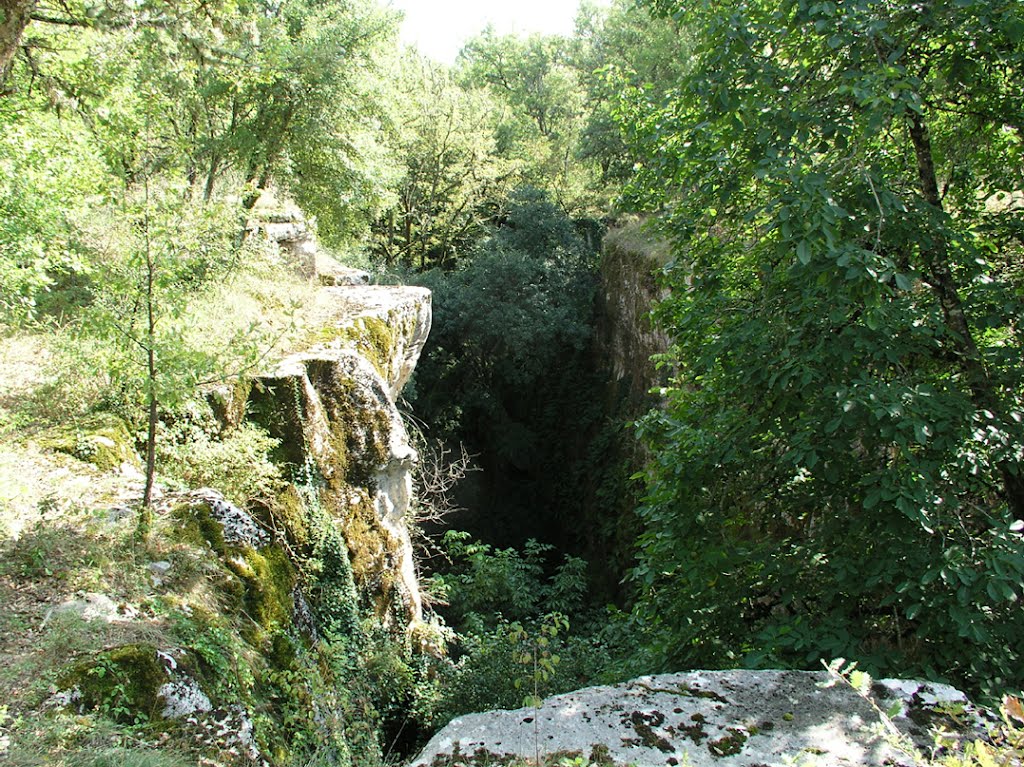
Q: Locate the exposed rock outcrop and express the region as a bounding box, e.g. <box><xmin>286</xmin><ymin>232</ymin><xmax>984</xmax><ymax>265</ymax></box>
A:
<box><xmin>223</xmin><ymin>197</ymin><xmax>433</xmax><ymax>625</ymax></box>
<box><xmin>412</xmin><ymin>670</ymin><xmax>992</xmax><ymax>767</ymax></box>
<box><xmin>597</xmin><ymin>220</ymin><xmax>673</xmax><ymax>407</ymax></box>
<box><xmin>233</xmin><ymin>283</ymin><xmax>431</xmax><ymax>625</ymax></box>
<box><xmin>252</xmin><ymin>194</ymin><xmax>371</xmax><ymax>286</ymax></box>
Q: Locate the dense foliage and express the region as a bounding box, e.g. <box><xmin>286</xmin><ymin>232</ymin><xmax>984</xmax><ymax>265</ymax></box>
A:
<box><xmin>5</xmin><ymin>0</ymin><xmax>1024</xmax><ymax>763</ymax></box>
<box><xmin>620</xmin><ymin>0</ymin><xmax>1024</xmax><ymax>696</ymax></box>
<box><xmin>406</xmin><ymin>189</ymin><xmax>625</xmax><ymax>563</ymax></box>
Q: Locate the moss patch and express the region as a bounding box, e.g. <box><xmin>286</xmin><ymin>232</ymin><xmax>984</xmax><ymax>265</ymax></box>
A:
<box><xmin>61</xmin><ymin>643</ymin><xmax>167</xmax><ymax>724</ymax></box>
<box><xmin>353</xmin><ymin>315</ymin><xmax>397</xmax><ymax>383</ymax></box>
<box><xmin>628</xmin><ymin>710</ymin><xmax>672</xmax><ymax>752</ymax></box>
<box><xmin>226</xmin><ymin>544</ymin><xmax>296</xmax><ymax>637</ymax></box>
<box><xmin>304</xmin><ymin>357</ymin><xmax>390</xmax><ymax>488</ymax></box>
<box><xmin>266</xmin><ymin>484</ymin><xmax>310</xmax><ymax>547</ymax></box>
<box><xmin>171</xmin><ymin>502</ymin><xmax>228</xmax><ymax>557</ymax></box>
<box><xmin>335</xmin><ymin>489</ymin><xmax>402</xmax><ymax>618</ymax></box>
<box><xmin>707</xmin><ymin>728</ymin><xmax>748</xmax><ymax>757</ymax></box>
<box><xmin>637</xmin><ymin>681</ymin><xmax>728</xmax><ymax>704</ymax></box>
<box><xmin>679</xmin><ymin>713</ymin><xmax>708</xmax><ymax>744</ymax></box>
<box><xmin>245</xmin><ymin>376</ymin><xmax>308</xmax><ymax>471</ymax></box>
<box><xmin>37</xmin><ymin>413</ymin><xmax>140</xmax><ymax>471</ymax></box>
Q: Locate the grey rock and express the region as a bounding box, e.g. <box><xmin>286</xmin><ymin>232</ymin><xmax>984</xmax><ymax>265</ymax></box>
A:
<box><xmin>317</xmin><ymin>254</ymin><xmax>370</xmax><ymax>286</ymax></box>
<box><xmin>411</xmin><ymin>670</ymin><xmax>991</xmax><ymax>767</ymax></box>
<box><xmin>179</xmin><ymin>489</ymin><xmax>269</xmax><ymax>548</ymax></box>
<box><xmin>44</xmin><ymin>592</ymin><xmax>121</xmax><ymax>625</ymax></box>
<box><xmin>149</xmin><ymin>560</ymin><xmax>172</xmax><ymax>586</ymax></box>
<box><xmin>105</xmin><ymin>505</ymin><xmax>134</xmax><ymax>525</ymax></box>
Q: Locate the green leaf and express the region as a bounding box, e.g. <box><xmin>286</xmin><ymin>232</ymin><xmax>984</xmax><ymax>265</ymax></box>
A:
<box><xmin>913</xmin><ymin>422</ymin><xmax>932</xmax><ymax>444</ymax></box>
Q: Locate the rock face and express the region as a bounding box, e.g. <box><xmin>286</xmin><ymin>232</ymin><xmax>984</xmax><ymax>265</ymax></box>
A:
<box><xmin>253</xmin><ymin>194</ymin><xmax>371</xmax><ymax>286</ymax></box>
<box><xmin>223</xmin><ymin>197</ymin><xmax>432</xmax><ymax>626</ymax></box>
<box><xmin>218</xmin><ymin>283</ymin><xmax>432</xmax><ymax>625</ymax></box>
<box><xmin>597</xmin><ymin>220</ymin><xmax>673</xmax><ymax>407</ymax></box>
<box><xmin>412</xmin><ymin>670</ymin><xmax>991</xmax><ymax>767</ymax></box>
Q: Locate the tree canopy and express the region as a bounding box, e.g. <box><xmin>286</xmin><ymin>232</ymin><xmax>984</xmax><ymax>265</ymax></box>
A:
<box><xmin>620</xmin><ymin>0</ymin><xmax>1024</xmax><ymax>694</ymax></box>
<box><xmin>5</xmin><ymin>0</ymin><xmax>1024</xmax><ymax>713</ymax></box>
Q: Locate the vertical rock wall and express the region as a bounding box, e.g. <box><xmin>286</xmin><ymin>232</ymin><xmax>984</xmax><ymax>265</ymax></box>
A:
<box><xmin>596</xmin><ymin>220</ymin><xmax>673</xmax><ymax>407</ymax></box>
<box><xmin>233</xmin><ymin>285</ymin><xmax>432</xmax><ymax>627</ymax></box>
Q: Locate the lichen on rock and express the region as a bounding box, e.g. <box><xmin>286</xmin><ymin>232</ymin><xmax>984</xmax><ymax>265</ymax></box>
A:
<box><xmin>411</xmin><ymin>670</ymin><xmax>994</xmax><ymax>767</ymax></box>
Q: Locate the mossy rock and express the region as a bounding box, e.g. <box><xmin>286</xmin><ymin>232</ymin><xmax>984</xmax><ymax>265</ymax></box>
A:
<box><xmin>305</xmin><ymin>358</ymin><xmax>391</xmax><ymax>488</ymax></box>
<box><xmin>170</xmin><ymin>501</ymin><xmax>297</xmax><ymax>639</ymax></box>
<box><xmin>265</xmin><ymin>485</ymin><xmax>310</xmax><ymax>548</ymax></box>
<box><xmin>206</xmin><ymin>378</ymin><xmax>254</xmax><ymax>431</ymax></box>
<box><xmin>38</xmin><ymin>413</ymin><xmax>140</xmax><ymax>471</ymax></box>
<box><xmin>333</xmin><ymin>488</ymin><xmax>403</xmax><ymax>618</ymax></box>
<box><xmin>303</xmin><ymin>493</ymin><xmax>360</xmax><ymax>636</ymax></box>
<box><xmin>353</xmin><ymin>315</ymin><xmax>396</xmax><ymax>383</ymax></box>
<box><xmin>60</xmin><ymin>643</ymin><xmax>168</xmax><ymax>724</ymax></box>
<box><xmin>244</xmin><ymin>376</ymin><xmax>308</xmax><ymax>470</ymax></box>
<box><xmin>171</xmin><ymin>502</ymin><xmax>228</xmax><ymax>556</ymax></box>
<box><xmin>225</xmin><ymin>543</ymin><xmax>297</xmax><ymax>638</ymax></box>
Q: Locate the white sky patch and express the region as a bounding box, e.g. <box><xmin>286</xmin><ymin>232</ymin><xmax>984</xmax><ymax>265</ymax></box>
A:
<box><xmin>386</xmin><ymin>0</ymin><xmax>608</xmax><ymax>63</ymax></box>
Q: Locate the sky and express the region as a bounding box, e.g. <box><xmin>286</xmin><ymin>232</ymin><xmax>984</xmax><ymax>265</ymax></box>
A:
<box><xmin>386</xmin><ymin>0</ymin><xmax>608</xmax><ymax>64</ymax></box>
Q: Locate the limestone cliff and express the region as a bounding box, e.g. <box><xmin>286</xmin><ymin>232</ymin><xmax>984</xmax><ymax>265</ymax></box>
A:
<box><xmin>574</xmin><ymin>220</ymin><xmax>674</xmax><ymax>596</ymax></box>
<box><xmin>224</xmin><ymin>283</ymin><xmax>432</xmax><ymax>625</ymax></box>
<box><xmin>596</xmin><ymin>219</ymin><xmax>673</xmax><ymax>408</ymax></box>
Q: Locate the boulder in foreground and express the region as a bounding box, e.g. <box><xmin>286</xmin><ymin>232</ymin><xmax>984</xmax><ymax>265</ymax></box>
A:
<box><xmin>412</xmin><ymin>670</ymin><xmax>993</xmax><ymax>767</ymax></box>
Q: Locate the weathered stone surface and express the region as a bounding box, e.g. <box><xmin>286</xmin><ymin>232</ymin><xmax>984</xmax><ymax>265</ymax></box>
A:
<box><xmin>302</xmin><ymin>284</ymin><xmax>432</xmax><ymax>399</ymax></box>
<box><xmin>43</xmin><ymin>592</ymin><xmax>124</xmax><ymax>625</ymax></box>
<box><xmin>156</xmin><ymin>649</ymin><xmax>212</xmax><ymax>719</ymax></box>
<box><xmin>254</xmin><ymin>199</ymin><xmax>318</xmax><ymax>278</ymax></box>
<box><xmin>37</xmin><ymin>413</ymin><xmax>141</xmax><ymax>473</ymax></box>
<box><xmin>252</xmin><ymin>193</ymin><xmax>369</xmax><ymax>286</ymax></box>
<box><xmin>242</xmin><ymin>283</ymin><xmax>432</xmax><ymax>625</ymax></box>
<box><xmin>317</xmin><ymin>252</ymin><xmax>371</xmax><ymax>286</ymax></box>
<box><xmin>411</xmin><ymin>671</ymin><xmax>991</xmax><ymax>767</ymax></box>
<box><xmin>597</xmin><ymin>221</ymin><xmax>672</xmax><ymax>407</ymax></box>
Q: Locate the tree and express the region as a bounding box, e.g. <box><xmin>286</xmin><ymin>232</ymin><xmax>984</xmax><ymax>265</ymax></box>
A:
<box><xmin>228</xmin><ymin>0</ymin><xmax>400</xmax><ymax>245</ymax></box>
<box><xmin>0</xmin><ymin>0</ymin><xmax>33</xmax><ymax>83</ymax></box>
<box><xmin>570</xmin><ymin>0</ymin><xmax>691</xmax><ymax>184</ymax></box>
<box><xmin>457</xmin><ymin>30</ymin><xmax>598</xmax><ymax>215</ymax></box>
<box><xmin>410</xmin><ymin>189</ymin><xmax>601</xmax><ymax>548</ymax></box>
<box><xmin>620</xmin><ymin>0</ymin><xmax>1024</xmax><ymax>694</ymax></box>
<box><xmin>373</xmin><ymin>54</ymin><xmax>511</xmax><ymax>269</ymax></box>
<box><xmin>83</xmin><ymin>178</ymin><xmax>244</xmax><ymax>508</ymax></box>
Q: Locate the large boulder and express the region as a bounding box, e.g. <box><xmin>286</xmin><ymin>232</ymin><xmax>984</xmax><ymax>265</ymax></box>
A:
<box><xmin>412</xmin><ymin>670</ymin><xmax>992</xmax><ymax>767</ymax></box>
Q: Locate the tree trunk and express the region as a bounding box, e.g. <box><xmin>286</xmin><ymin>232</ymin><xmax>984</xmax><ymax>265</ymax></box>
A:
<box><xmin>0</xmin><ymin>0</ymin><xmax>34</xmax><ymax>86</ymax></box>
<box><xmin>142</xmin><ymin>194</ymin><xmax>158</xmax><ymax>511</ymax></box>
<box><xmin>908</xmin><ymin>112</ymin><xmax>1024</xmax><ymax>519</ymax></box>
<box><xmin>137</xmin><ymin>186</ymin><xmax>158</xmax><ymax>539</ymax></box>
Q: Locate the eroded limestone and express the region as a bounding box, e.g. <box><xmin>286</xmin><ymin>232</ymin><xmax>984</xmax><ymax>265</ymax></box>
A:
<box><xmin>412</xmin><ymin>670</ymin><xmax>993</xmax><ymax>767</ymax></box>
